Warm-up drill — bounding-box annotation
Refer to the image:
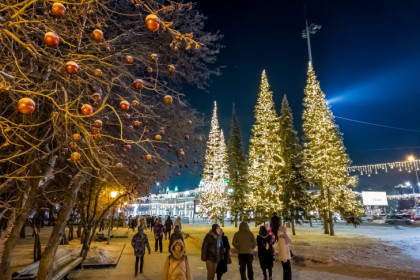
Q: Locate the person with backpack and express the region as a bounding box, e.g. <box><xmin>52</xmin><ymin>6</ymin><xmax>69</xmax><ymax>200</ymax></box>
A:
<box><xmin>169</xmin><ymin>225</ymin><xmax>184</xmax><ymax>253</ymax></box>
<box><xmin>131</xmin><ymin>226</ymin><xmax>151</xmax><ymax>276</ymax></box>
<box><xmin>201</xmin><ymin>224</ymin><xmax>224</xmax><ymax>280</ymax></box>
<box><xmin>257</xmin><ymin>226</ymin><xmax>274</xmax><ymax>280</ymax></box>
<box><xmin>163</xmin><ymin>239</ymin><xmax>192</xmax><ymax>280</ymax></box>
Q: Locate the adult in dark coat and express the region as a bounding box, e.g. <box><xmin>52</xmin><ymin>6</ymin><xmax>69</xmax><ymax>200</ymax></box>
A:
<box><xmin>131</xmin><ymin>217</ymin><xmax>138</xmax><ymax>232</ymax></box>
<box><xmin>153</xmin><ymin>217</ymin><xmax>165</xmax><ymax>253</ymax></box>
<box><xmin>270</xmin><ymin>212</ymin><xmax>281</xmax><ymax>241</ymax></box>
<box><xmin>232</xmin><ymin>222</ymin><xmax>257</xmax><ymax>280</ymax></box>
<box><xmin>256</xmin><ymin>226</ymin><xmax>274</xmax><ymax>280</ymax></box>
<box><xmin>169</xmin><ymin>225</ymin><xmax>184</xmax><ymax>253</ymax></box>
<box><xmin>131</xmin><ymin>226</ymin><xmax>151</xmax><ymax>276</ymax></box>
<box><xmin>201</xmin><ymin>224</ymin><xmax>223</xmax><ymax>280</ymax></box>
<box><xmin>216</xmin><ymin>228</ymin><xmax>230</xmax><ymax>280</ymax></box>
<box><xmin>164</xmin><ymin>216</ymin><xmax>173</xmax><ymax>240</ymax></box>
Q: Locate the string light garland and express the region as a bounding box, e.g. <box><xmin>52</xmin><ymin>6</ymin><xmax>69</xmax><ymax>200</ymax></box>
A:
<box><xmin>348</xmin><ymin>160</ymin><xmax>420</xmax><ymax>176</ymax></box>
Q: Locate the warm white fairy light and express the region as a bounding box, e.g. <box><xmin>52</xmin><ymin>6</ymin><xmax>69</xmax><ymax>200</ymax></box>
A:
<box><xmin>349</xmin><ymin>160</ymin><xmax>420</xmax><ymax>176</ymax></box>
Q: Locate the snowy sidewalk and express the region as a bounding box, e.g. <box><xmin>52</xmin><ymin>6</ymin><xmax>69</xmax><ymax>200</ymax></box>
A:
<box><xmin>68</xmin><ymin>227</ymin><xmax>381</xmax><ymax>280</ymax></box>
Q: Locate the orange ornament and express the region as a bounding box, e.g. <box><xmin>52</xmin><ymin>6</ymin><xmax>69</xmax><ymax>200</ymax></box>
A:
<box><xmin>44</xmin><ymin>32</ymin><xmax>59</xmax><ymax>48</ymax></box>
<box><xmin>184</xmin><ymin>135</ymin><xmax>190</xmax><ymax>140</ymax></box>
<box><xmin>71</xmin><ymin>152</ymin><xmax>81</xmax><ymax>161</ymax></box>
<box><xmin>154</xmin><ymin>135</ymin><xmax>161</xmax><ymax>141</ymax></box>
<box><xmin>72</xmin><ymin>134</ymin><xmax>81</xmax><ymax>142</ymax></box>
<box><xmin>18</xmin><ymin>98</ymin><xmax>35</xmax><ymax>114</ymax></box>
<box><xmin>93</xmin><ymin>119</ymin><xmax>103</xmax><ymax>128</ymax></box>
<box><xmin>145</xmin><ymin>14</ymin><xmax>160</xmax><ymax>32</ymax></box>
<box><xmin>115</xmin><ymin>163</ymin><xmax>122</xmax><ymax>170</ymax></box>
<box><xmin>133</xmin><ymin>79</ymin><xmax>143</xmax><ymax>89</ymax></box>
<box><xmin>160</xmin><ymin>130</ymin><xmax>165</xmax><ymax>136</ymax></box>
<box><xmin>147</xmin><ymin>67</ymin><xmax>153</xmax><ymax>74</ymax></box>
<box><xmin>197</xmin><ymin>137</ymin><xmax>202</xmax><ymax>142</ymax></box>
<box><xmin>92</xmin><ymin>29</ymin><xmax>104</xmax><ymax>42</ymax></box>
<box><xmin>126</xmin><ymin>55</ymin><xmax>133</xmax><ymax>64</ymax></box>
<box><xmin>52</xmin><ymin>3</ymin><xmax>66</xmax><ymax>17</ymax></box>
<box><xmin>187</xmin><ymin>120</ymin><xmax>192</xmax><ymax>125</ymax></box>
<box><xmin>145</xmin><ymin>154</ymin><xmax>152</xmax><ymax>161</ymax></box>
<box><xmin>65</xmin><ymin>61</ymin><xmax>79</xmax><ymax>74</ymax></box>
<box><xmin>120</xmin><ymin>100</ymin><xmax>130</xmax><ymax>111</ymax></box>
<box><xmin>92</xmin><ymin>92</ymin><xmax>101</xmax><ymax>102</ymax></box>
<box><xmin>132</xmin><ymin>100</ymin><xmax>139</xmax><ymax>107</ymax></box>
<box><xmin>133</xmin><ymin>120</ymin><xmax>142</xmax><ymax>127</ymax></box>
<box><xmin>151</xmin><ymin>53</ymin><xmax>158</xmax><ymax>61</ymax></box>
<box><xmin>81</xmin><ymin>104</ymin><xmax>93</xmax><ymax>115</ymax></box>
<box><xmin>168</xmin><ymin>65</ymin><xmax>175</xmax><ymax>74</ymax></box>
<box><xmin>93</xmin><ymin>69</ymin><xmax>102</xmax><ymax>77</ymax></box>
<box><xmin>163</xmin><ymin>95</ymin><xmax>173</xmax><ymax>105</ymax></box>
<box><xmin>69</xmin><ymin>141</ymin><xmax>78</xmax><ymax>149</ymax></box>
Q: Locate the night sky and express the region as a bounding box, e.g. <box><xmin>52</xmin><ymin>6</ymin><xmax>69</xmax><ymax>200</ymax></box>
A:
<box><xmin>161</xmin><ymin>0</ymin><xmax>420</xmax><ymax>192</ymax></box>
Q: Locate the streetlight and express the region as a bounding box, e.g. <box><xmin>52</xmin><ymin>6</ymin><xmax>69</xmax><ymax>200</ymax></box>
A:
<box><xmin>107</xmin><ymin>191</ymin><xmax>118</xmax><ymax>245</ymax></box>
<box><xmin>407</xmin><ymin>155</ymin><xmax>419</xmax><ymax>210</ymax></box>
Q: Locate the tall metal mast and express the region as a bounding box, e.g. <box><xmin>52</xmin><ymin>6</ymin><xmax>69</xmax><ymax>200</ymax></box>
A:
<box><xmin>301</xmin><ymin>4</ymin><xmax>321</xmax><ymax>62</ymax></box>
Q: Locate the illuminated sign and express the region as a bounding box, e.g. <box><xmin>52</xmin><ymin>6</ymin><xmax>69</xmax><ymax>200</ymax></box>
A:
<box><xmin>362</xmin><ymin>191</ymin><xmax>388</xmax><ymax>206</ymax></box>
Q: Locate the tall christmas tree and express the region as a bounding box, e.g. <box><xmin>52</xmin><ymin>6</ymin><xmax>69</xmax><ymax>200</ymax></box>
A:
<box><xmin>200</xmin><ymin>101</ymin><xmax>229</xmax><ymax>225</ymax></box>
<box><xmin>301</xmin><ymin>62</ymin><xmax>359</xmax><ymax>236</ymax></box>
<box><xmin>278</xmin><ymin>95</ymin><xmax>310</xmax><ymax>235</ymax></box>
<box><xmin>227</xmin><ymin>105</ymin><xmax>248</xmax><ymax>227</ymax></box>
<box><xmin>248</xmin><ymin>70</ymin><xmax>283</xmax><ymax>225</ymax></box>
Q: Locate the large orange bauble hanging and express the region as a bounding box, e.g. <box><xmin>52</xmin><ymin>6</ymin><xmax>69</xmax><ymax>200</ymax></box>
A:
<box><xmin>132</xmin><ymin>100</ymin><xmax>139</xmax><ymax>107</ymax></box>
<box><xmin>167</xmin><ymin>65</ymin><xmax>175</xmax><ymax>74</ymax></box>
<box><xmin>145</xmin><ymin>154</ymin><xmax>152</xmax><ymax>161</ymax></box>
<box><xmin>155</xmin><ymin>135</ymin><xmax>161</xmax><ymax>141</ymax></box>
<box><xmin>70</xmin><ymin>152</ymin><xmax>81</xmax><ymax>161</ymax></box>
<box><xmin>93</xmin><ymin>69</ymin><xmax>102</xmax><ymax>77</ymax></box>
<box><xmin>115</xmin><ymin>163</ymin><xmax>122</xmax><ymax>170</ymax></box>
<box><xmin>120</xmin><ymin>100</ymin><xmax>130</xmax><ymax>111</ymax></box>
<box><xmin>81</xmin><ymin>104</ymin><xmax>93</xmax><ymax>115</ymax></box>
<box><xmin>163</xmin><ymin>95</ymin><xmax>173</xmax><ymax>105</ymax></box>
<box><xmin>18</xmin><ymin>98</ymin><xmax>36</xmax><ymax>114</ymax></box>
<box><xmin>133</xmin><ymin>79</ymin><xmax>143</xmax><ymax>89</ymax></box>
<box><xmin>72</xmin><ymin>134</ymin><xmax>81</xmax><ymax>142</ymax></box>
<box><xmin>92</xmin><ymin>29</ymin><xmax>104</xmax><ymax>42</ymax></box>
<box><xmin>151</xmin><ymin>53</ymin><xmax>158</xmax><ymax>61</ymax></box>
<box><xmin>44</xmin><ymin>32</ymin><xmax>60</xmax><ymax>48</ymax></box>
<box><xmin>93</xmin><ymin>119</ymin><xmax>103</xmax><ymax>128</ymax></box>
<box><xmin>65</xmin><ymin>61</ymin><xmax>79</xmax><ymax>74</ymax></box>
<box><xmin>52</xmin><ymin>3</ymin><xmax>66</xmax><ymax>17</ymax></box>
<box><xmin>92</xmin><ymin>92</ymin><xmax>101</xmax><ymax>102</ymax></box>
<box><xmin>126</xmin><ymin>55</ymin><xmax>133</xmax><ymax>64</ymax></box>
<box><xmin>145</xmin><ymin>14</ymin><xmax>160</xmax><ymax>32</ymax></box>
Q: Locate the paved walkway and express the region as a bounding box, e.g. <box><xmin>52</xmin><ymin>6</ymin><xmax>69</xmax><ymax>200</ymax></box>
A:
<box><xmin>67</xmin><ymin>228</ymin><xmax>373</xmax><ymax>280</ymax></box>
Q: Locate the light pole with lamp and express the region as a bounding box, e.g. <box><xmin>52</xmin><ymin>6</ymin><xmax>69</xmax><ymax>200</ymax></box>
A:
<box><xmin>107</xmin><ymin>191</ymin><xmax>118</xmax><ymax>245</ymax></box>
<box><xmin>407</xmin><ymin>155</ymin><xmax>419</xmax><ymax>210</ymax></box>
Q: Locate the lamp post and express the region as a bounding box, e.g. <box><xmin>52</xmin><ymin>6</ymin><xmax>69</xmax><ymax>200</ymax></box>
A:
<box><xmin>107</xmin><ymin>191</ymin><xmax>118</xmax><ymax>245</ymax></box>
<box><xmin>407</xmin><ymin>155</ymin><xmax>419</xmax><ymax>209</ymax></box>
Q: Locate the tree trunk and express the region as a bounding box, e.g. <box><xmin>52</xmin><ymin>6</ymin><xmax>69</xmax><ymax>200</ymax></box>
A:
<box><xmin>33</xmin><ymin>226</ymin><xmax>41</xmax><ymax>262</ymax></box>
<box><xmin>328</xmin><ymin>211</ymin><xmax>335</xmax><ymax>236</ymax></box>
<box><xmin>37</xmin><ymin>170</ymin><xmax>90</xmax><ymax>280</ymax></box>
<box><xmin>214</xmin><ymin>216</ymin><xmax>217</xmax><ymax>225</ymax></box>
<box><xmin>77</xmin><ymin>221</ymin><xmax>82</xmax><ymax>238</ymax></box>
<box><xmin>322</xmin><ymin>211</ymin><xmax>329</xmax><ymax>234</ymax></box>
<box><xmin>234</xmin><ymin>214</ymin><xmax>238</xmax><ymax>228</ymax></box>
<box><xmin>20</xmin><ymin>225</ymin><xmax>26</xmax><ymax>238</ymax></box>
<box><xmin>291</xmin><ymin>219</ymin><xmax>296</xmax><ymax>235</ymax></box>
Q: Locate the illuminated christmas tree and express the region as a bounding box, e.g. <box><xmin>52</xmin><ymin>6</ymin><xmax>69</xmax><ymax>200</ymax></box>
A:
<box><xmin>301</xmin><ymin>62</ymin><xmax>358</xmax><ymax>236</ymax></box>
<box><xmin>278</xmin><ymin>95</ymin><xmax>310</xmax><ymax>235</ymax></box>
<box><xmin>227</xmin><ymin>105</ymin><xmax>248</xmax><ymax>227</ymax></box>
<box><xmin>248</xmin><ymin>70</ymin><xmax>283</xmax><ymax>225</ymax></box>
<box><xmin>200</xmin><ymin>101</ymin><xmax>229</xmax><ymax>225</ymax></box>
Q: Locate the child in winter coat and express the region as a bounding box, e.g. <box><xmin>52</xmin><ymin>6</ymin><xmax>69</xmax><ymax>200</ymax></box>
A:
<box><xmin>163</xmin><ymin>239</ymin><xmax>192</xmax><ymax>280</ymax></box>
<box><xmin>131</xmin><ymin>226</ymin><xmax>151</xmax><ymax>276</ymax></box>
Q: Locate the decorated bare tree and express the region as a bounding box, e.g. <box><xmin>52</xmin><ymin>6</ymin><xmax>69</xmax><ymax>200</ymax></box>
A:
<box><xmin>0</xmin><ymin>0</ymin><xmax>220</xmax><ymax>279</ymax></box>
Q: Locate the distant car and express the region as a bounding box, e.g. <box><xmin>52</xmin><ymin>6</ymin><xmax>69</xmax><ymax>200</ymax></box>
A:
<box><xmin>385</xmin><ymin>214</ymin><xmax>415</xmax><ymax>225</ymax></box>
<box><xmin>361</xmin><ymin>215</ymin><xmax>373</xmax><ymax>222</ymax></box>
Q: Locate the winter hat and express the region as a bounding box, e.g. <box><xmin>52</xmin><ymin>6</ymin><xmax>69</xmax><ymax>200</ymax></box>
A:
<box><xmin>259</xmin><ymin>225</ymin><xmax>268</xmax><ymax>236</ymax></box>
<box><xmin>211</xmin><ymin>224</ymin><xmax>220</xmax><ymax>234</ymax></box>
<box><xmin>278</xmin><ymin>226</ymin><xmax>291</xmax><ymax>244</ymax></box>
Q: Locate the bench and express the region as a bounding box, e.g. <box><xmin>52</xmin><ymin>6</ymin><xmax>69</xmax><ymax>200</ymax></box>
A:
<box><xmin>96</xmin><ymin>229</ymin><xmax>113</xmax><ymax>241</ymax></box>
<box><xmin>12</xmin><ymin>254</ymin><xmax>82</xmax><ymax>280</ymax></box>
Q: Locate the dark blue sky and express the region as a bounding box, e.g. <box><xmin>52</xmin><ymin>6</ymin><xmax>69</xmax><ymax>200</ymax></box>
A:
<box><xmin>162</xmin><ymin>0</ymin><xmax>420</xmax><ymax>192</ymax></box>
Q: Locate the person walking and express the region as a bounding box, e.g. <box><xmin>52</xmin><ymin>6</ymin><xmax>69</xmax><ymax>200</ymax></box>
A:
<box><xmin>277</xmin><ymin>226</ymin><xmax>292</xmax><ymax>280</ymax></box>
<box><xmin>154</xmin><ymin>217</ymin><xmax>165</xmax><ymax>253</ymax></box>
<box><xmin>131</xmin><ymin>226</ymin><xmax>151</xmax><ymax>276</ymax></box>
<box><xmin>163</xmin><ymin>239</ymin><xmax>193</xmax><ymax>280</ymax></box>
<box><xmin>201</xmin><ymin>224</ymin><xmax>224</xmax><ymax>280</ymax></box>
<box><xmin>216</xmin><ymin>228</ymin><xmax>231</xmax><ymax>280</ymax></box>
<box><xmin>164</xmin><ymin>216</ymin><xmax>174</xmax><ymax>240</ymax></box>
<box><xmin>174</xmin><ymin>216</ymin><xmax>182</xmax><ymax>231</ymax></box>
<box><xmin>232</xmin><ymin>221</ymin><xmax>256</xmax><ymax>280</ymax></box>
<box><xmin>169</xmin><ymin>225</ymin><xmax>184</xmax><ymax>253</ymax></box>
<box><xmin>131</xmin><ymin>216</ymin><xmax>138</xmax><ymax>232</ymax></box>
<box><xmin>270</xmin><ymin>213</ymin><xmax>281</xmax><ymax>241</ymax></box>
<box><xmin>151</xmin><ymin>216</ymin><xmax>156</xmax><ymax>232</ymax></box>
<box><xmin>257</xmin><ymin>226</ymin><xmax>274</xmax><ymax>280</ymax></box>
